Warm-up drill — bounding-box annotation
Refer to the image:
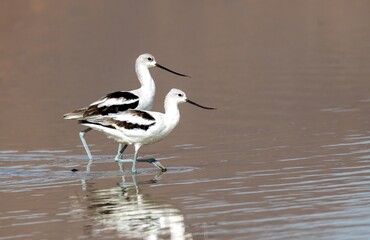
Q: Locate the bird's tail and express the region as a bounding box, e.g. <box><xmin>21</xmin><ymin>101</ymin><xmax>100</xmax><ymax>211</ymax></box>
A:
<box><xmin>63</xmin><ymin>108</ymin><xmax>87</xmax><ymax>120</ymax></box>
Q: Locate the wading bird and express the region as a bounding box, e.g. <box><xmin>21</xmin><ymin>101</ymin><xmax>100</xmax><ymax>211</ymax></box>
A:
<box><xmin>64</xmin><ymin>54</ymin><xmax>189</xmax><ymax>167</ymax></box>
<box><xmin>79</xmin><ymin>89</ymin><xmax>215</xmax><ymax>172</ymax></box>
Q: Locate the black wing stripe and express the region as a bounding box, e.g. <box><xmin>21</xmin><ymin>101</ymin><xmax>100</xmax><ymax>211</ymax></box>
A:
<box><xmin>79</xmin><ymin>120</ymin><xmax>116</xmax><ymax>130</ymax></box>
<box><xmin>83</xmin><ymin>101</ymin><xmax>139</xmax><ymax>117</ymax></box>
<box><xmin>99</xmin><ymin>102</ymin><xmax>139</xmax><ymax>115</ymax></box>
<box><xmin>105</xmin><ymin>91</ymin><xmax>139</xmax><ymax>100</ymax></box>
<box><xmin>79</xmin><ymin>119</ymin><xmax>155</xmax><ymax>131</ymax></box>
<box><xmin>115</xmin><ymin>121</ymin><xmax>155</xmax><ymax>131</ymax></box>
<box><xmin>129</xmin><ymin>110</ymin><xmax>155</xmax><ymax>121</ymax></box>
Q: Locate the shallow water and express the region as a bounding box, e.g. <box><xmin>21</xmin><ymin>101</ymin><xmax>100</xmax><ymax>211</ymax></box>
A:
<box><xmin>2</xmin><ymin>1</ymin><xmax>370</xmax><ymax>239</ymax></box>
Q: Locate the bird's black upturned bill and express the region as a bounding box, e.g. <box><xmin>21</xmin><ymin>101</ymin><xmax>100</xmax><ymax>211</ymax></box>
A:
<box><xmin>186</xmin><ymin>99</ymin><xmax>216</xmax><ymax>110</ymax></box>
<box><xmin>155</xmin><ymin>63</ymin><xmax>190</xmax><ymax>77</ymax></box>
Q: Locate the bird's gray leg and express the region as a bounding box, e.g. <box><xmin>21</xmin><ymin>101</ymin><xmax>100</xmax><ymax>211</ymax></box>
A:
<box><xmin>117</xmin><ymin>161</ymin><xmax>124</xmax><ymax>172</ymax></box>
<box><xmin>117</xmin><ymin>161</ymin><xmax>126</xmax><ymax>183</ymax></box>
<box><xmin>114</xmin><ymin>144</ymin><xmax>128</xmax><ymax>161</ymax></box>
<box><xmin>132</xmin><ymin>172</ymin><xmax>139</xmax><ymax>194</ymax></box>
<box><xmin>79</xmin><ymin>127</ymin><xmax>93</xmax><ymax>161</ymax></box>
<box><xmin>132</xmin><ymin>145</ymin><xmax>141</xmax><ymax>173</ymax></box>
<box><xmin>86</xmin><ymin>160</ymin><xmax>92</xmax><ymax>172</ymax></box>
<box><xmin>79</xmin><ymin>128</ymin><xmax>93</xmax><ymax>191</ymax></box>
<box><xmin>152</xmin><ymin>161</ymin><xmax>167</xmax><ymax>172</ymax></box>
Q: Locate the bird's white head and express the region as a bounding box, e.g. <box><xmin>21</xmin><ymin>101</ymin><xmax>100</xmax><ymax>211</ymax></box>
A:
<box><xmin>136</xmin><ymin>53</ymin><xmax>190</xmax><ymax>77</ymax></box>
<box><xmin>137</xmin><ymin>53</ymin><xmax>157</xmax><ymax>68</ymax></box>
<box><xmin>167</xmin><ymin>88</ymin><xmax>216</xmax><ymax>110</ymax></box>
<box><xmin>168</xmin><ymin>88</ymin><xmax>188</xmax><ymax>104</ymax></box>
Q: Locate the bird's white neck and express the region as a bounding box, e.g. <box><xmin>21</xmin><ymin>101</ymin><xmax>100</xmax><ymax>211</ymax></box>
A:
<box><xmin>135</xmin><ymin>62</ymin><xmax>156</xmax><ymax>110</ymax></box>
<box><xmin>135</xmin><ymin>63</ymin><xmax>156</xmax><ymax>92</ymax></box>
<box><xmin>163</xmin><ymin>98</ymin><xmax>181</xmax><ymax>131</ymax></box>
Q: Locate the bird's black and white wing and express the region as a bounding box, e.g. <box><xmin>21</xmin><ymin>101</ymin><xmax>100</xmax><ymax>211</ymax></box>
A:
<box><xmin>84</xmin><ymin>91</ymin><xmax>140</xmax><ymax>117</ymax></box>
<box><xmin>64</xmin><ymin>91</ymin><xmax>140</xmax><ymax>120</ymax></box>
<box><xmin>80</xmin><ymin>109</ymin><xmax>156</xmax><ymax>132</ymax></box>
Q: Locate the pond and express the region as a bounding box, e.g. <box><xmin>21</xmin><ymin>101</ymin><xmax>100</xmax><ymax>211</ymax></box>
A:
<box><xmin>1</xmin><ymin>1</ymin><xmax>370</xmax><ymax>239</ymax></box>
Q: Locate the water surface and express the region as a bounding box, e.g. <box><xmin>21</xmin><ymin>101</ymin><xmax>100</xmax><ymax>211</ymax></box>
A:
<box><xmin>1</xmin><ymin>1</ymin><xmax>370</xmax><ymax>239</ymax></box>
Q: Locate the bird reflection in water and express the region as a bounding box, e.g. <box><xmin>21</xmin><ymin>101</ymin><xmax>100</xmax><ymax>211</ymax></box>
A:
<box><xmin>73</xmin><ymin>163</ymin><xmax>193</xmax><ymax>240</ymax></box>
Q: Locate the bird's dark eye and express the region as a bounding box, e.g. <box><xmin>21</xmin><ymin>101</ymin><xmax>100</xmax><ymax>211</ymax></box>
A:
<box><xmin>148</xmin><ymin>57</ymin><xmax>153</xmax><ymax>61</ymax></box>
<box><xmin>178</xmin><ymin>93</ymin><xmax>183</xmax><ymax>97</ymax></box>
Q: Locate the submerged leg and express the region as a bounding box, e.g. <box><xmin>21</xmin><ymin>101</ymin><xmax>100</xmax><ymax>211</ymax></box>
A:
<box><xmin>117</xmin><ymin>161</ymin><xmax>124</xmax><ymax>172</ymax></box>
<box><xmin>132</xmin><ymin>173</ymin><xmax>139</xmax><ymax>194</ymax></box>
<box><xmin>79</xmin><ymin>127</ymin><xmax>93</xmax><ymax>161</ymax></box>
<box><xmin>117</xmin><ymin>161</ymin><xmax>126</xmax><ymax>184</ymax></box>
<box><xmin>152</xmin><ymin>161</ymin><xmax>167</xmax><ymax>172</ymax></box>
<box><xmin>86</xmin><ymin>159</ymin><xmax>93</xmax><ymax>172</ymax></box>
<box><xmin>114</xmin><ymin>143</ymin><xmax>128</xmax><ymax>161</ymax></box>
<box><xmin>132</xmin><ymin>144</ymin><xmax>142</xmax><ymax>173</ymax></box>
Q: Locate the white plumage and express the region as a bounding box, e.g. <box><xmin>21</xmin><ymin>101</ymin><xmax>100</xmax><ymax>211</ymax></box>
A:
<box><xmin>64</xmin><ymin>54</ymin><xmax>188</xmax><ymax>163</ymax></box>
<box><xmin>80</xmin><ymin>89</ymin><xmax>215</xmax><ymax>173</ymax></box>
